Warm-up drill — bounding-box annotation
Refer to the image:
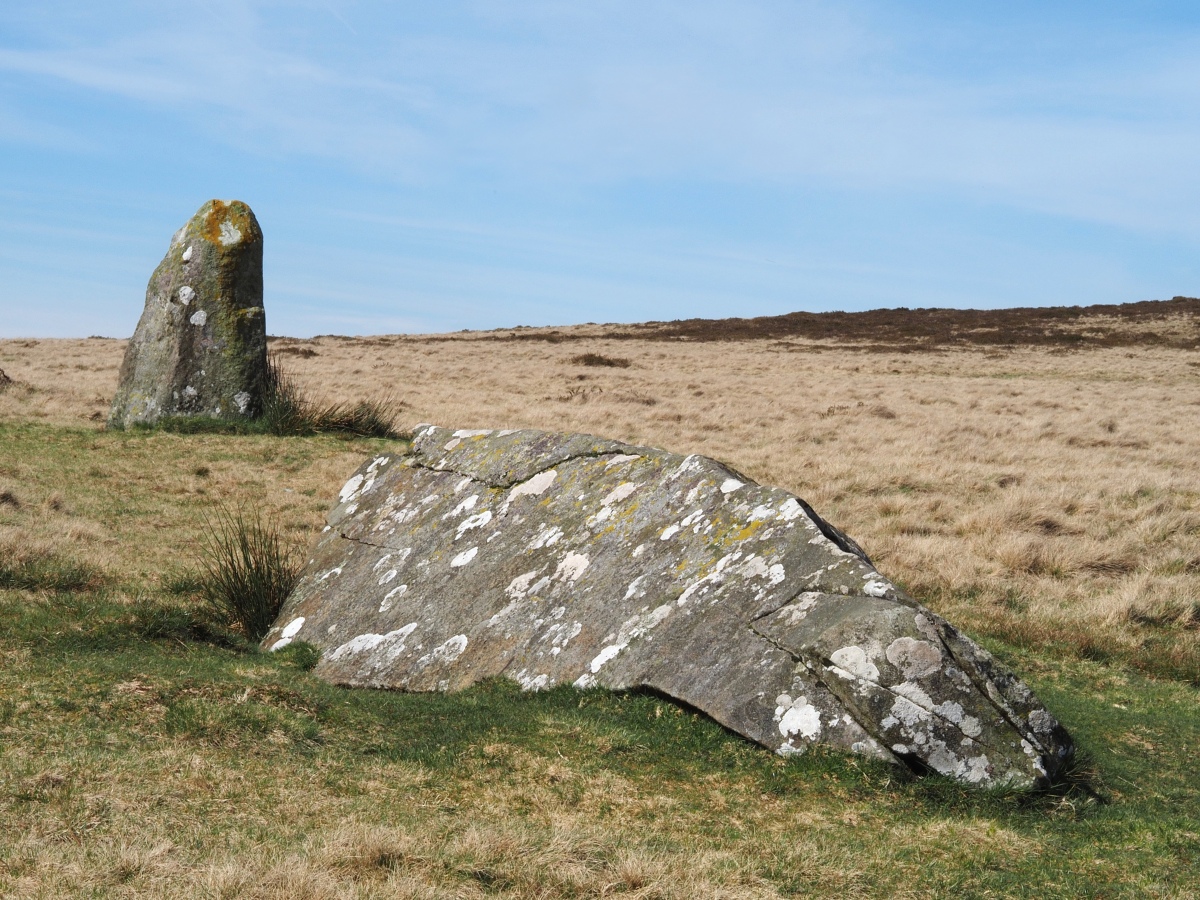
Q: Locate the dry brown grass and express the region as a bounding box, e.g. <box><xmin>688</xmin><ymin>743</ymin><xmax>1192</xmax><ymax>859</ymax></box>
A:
<box><xmin>3</xmin><ymin>303</ymin><xmax>1200</xmax><ymax>677</ymax></box>
<box><xmin>4</xmin><ymin>308</ymin><xmax>1200</xmax><ymax>897</ymax></box>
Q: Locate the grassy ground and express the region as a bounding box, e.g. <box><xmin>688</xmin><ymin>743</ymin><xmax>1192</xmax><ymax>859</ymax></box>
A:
<box><xmin>2</xmin><ymin>303</ymin><xmax>1199</xmax><ymax>896</ymax></box>
<box><xmin>0</xmin><ymin>422</ymin><xmax>1197</xmax><ymax>898</ymax></box>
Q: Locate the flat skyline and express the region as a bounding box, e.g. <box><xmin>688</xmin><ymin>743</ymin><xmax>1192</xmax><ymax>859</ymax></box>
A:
<box><xmin>2</xmin><ymin>2</ymin><xmax>1199</xmax><ymax>338</ymax></box>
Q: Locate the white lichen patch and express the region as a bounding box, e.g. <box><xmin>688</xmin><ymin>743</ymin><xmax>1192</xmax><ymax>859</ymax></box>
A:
<box><xmin>544</xmin><ymin>621</ymin><xmax>583</xmax><ymax>656</ymax></box>
<box><xmin>328</xmin><ymin>622</ymin><xmax>419</xmax><ymax>664</ymax></box>
<box><xmin>602</xmin><ymin>482</ymin><xmax>638</xmax><ymax>506</ymax></box>
<box><xmin>675</xmin><ymin>550</ymin><xmax>747</xmax><ymax>606</ymax></box>
<box><xmin>529</xmin><ymin>523</ymin><xmax>563</xmax><ymax>549</ymax></box>
<box><xmin>604</xmin><ymin>454</ymin><xmax>640</xmax><ymax>469</ymax></box>
<box><xmin>414</xmin><ymin>634</ymin><xmax>468</xmax><ymax>672</ymax></box>
<box><xmin>377</xmin><ymin>569</ymin><xmax>398</xmax><ymax>586</ymax></box>
<box><xmin>885</xmin><ymin>637</ymin><xmax>943</xmax><ymax>679</ymax></box>
<box><xmin>380</xmin><ymin>583</ymin><xmax>408</xmax><ymax>612</ymax></box>
<box><xmin>446</xmin><ymin>494</ymin><xmax>478</xmax><ymax>518</ymax></box>
<box><xmin>748</xmin><ymin>504</ymin><xmax>775</xmax><ymax>522</ymax></box>
<box><xmin>720</xmin><ymin>478</ymin><xmax>743</xmax><ymax>494</ymax></box>
<box><xmin>882</xmin><ymin>695</ymin><xmax>929</xmax><ymax>730</ymax></box>
<box><xmin>892</xmin><ymin>681</ymin><xmax>934</xmax><ymax>711</ymax></box>
<box><xmin>218</xmin><ymin>221</ymin><xmax>242</xmax><ymax>245</ymax></box>
<box><xmin>234</xmin><ymin>391</ymin><xmax>251</xmax><ymax>414</ymax></box>
<box><xmin>270</xmin><ymin>616</ymin><xmax>307</xmax><ymax>650</ymax></box>
<box><xmin>506</xmin><ymin>570</ymin><xmax>541</xmax><ymax>600</ymax></box>
<box><xmin>506</xmin><ymin>469</ymin><xmax>557</xmax><ymax>506</ymax></box>
<box><xmin>660</xmin><ymin>524</ymin><xmax>680</xmax><ymax>541</ymax></box>
<box><xmin>456</xmin><ymin>509</ymin><xmax>493</xmax><ymax>539</ymax></box>
<box><xmin>934</xmin><ymin>700</ymin><xmax>983</xmax><ymax>738</ymax></box>
<box><xmin>588</xmin><ymin>643</ymin><xmax>624</xmax><ymax>674</ymax></box>
<box><xmin>668</xmin><ymin>455</ymin><xmax>703</xmax><ymax>481</ymax></box>
<box><xmin>624</xmin><ymin>575</ymin><xmax>647</xmax><ymax>601</ymax></box>
<box><xmin>863</xmin><ymin>579</ymin><xmax>892</xmax><ymax>598</ymax></box>
<box><xmin>189</xmin><ymin>310</ymin><xmax>207</xmax><ymax>328</ymax></box>
<box><xmin>450</xmin><ymin>547</ymin><xmax>478</xmax><ymax>568</ymax></box>
<box><xmin>453</xmin><ymin>429</ymin><xmax>492</xmax><ymax>438</ymax></box>
<box><xmin>778</xmin><ymin>498</ymin><xmax>805</xmax><ymax>522</ymax></box>
<box><xmin>182</xmin><ymin>245</ymin><xmax>193</xmax><ymax>262</ymax></box>
<box><xmin>774</xmin><ymin>695</ymin><xmax>822</xmax><ymax>740</ymax></box>
<box><xmin>339</xmin><ymin>474</ymin><xmax>365</xmax><ymax>503</ymax></box>
<box><xmin>773</xmin><ymin>592</ymin><xmax>822</xmax><ymax>624</ymax></box>
<box><xmin>1027</xmin><ymin>708</ymin><xmax>1058</xmax><ymax>736</ymax></box>
<box><xmin>829</xmin><ymin>646</ymin><xmax>880</xmax><ymax>682</ymax></box>
<box><xmin>517</xmin><ymin>671</ymin><xmax>550</xmax><ymax>690</ymax></box>
<box><xmin>178</xmin><ymin>285</ymin><xmax>195</xmax><ymax>305</ymax></box>
<box><xmin>554</xmin><ymin>551</ymin><xmax>589</xmax><ymax>582</ymax></box>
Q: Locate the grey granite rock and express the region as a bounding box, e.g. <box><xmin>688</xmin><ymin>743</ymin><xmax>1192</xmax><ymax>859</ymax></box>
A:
<box><xmin>108</xmin><ymin>200</ymin><xmax>267</xmax><ymax>428</ymax></box>
<box><xmin>264</xmin><ymin>425</ymin><xmax>1074</xmax><ymax>789</ymax></box>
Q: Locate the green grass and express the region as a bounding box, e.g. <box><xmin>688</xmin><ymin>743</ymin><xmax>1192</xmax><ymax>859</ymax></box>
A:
<box><xmin>0</xmin><ymin>555</ymin><xmax>101</xmax><ymax>592</ymax></box>
<box><xmin>0</xmin><ymin>420</ymin><xmax>1197</xmax><ymax>897</ymax></box>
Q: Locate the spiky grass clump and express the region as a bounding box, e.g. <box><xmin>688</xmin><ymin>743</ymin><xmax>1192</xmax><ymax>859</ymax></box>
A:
<box><xmin>198</xmin><ymin>506</ymin><xmax>299</xmax><ymax>641</ymax></box>
<box><xmin>260</xmin><ymin>354</ymin><xmax>398</xmax><ymax>438</ymax></box>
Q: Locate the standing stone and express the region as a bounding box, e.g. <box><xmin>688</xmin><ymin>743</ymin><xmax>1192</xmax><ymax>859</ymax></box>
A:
<box><xmin>265</xmin><ymin>425</ymin><xmax>1075</xmax><ymax>790</ymax></box>
<box><xmin>108</xmin><ymin>200</ymin><xmax>267</xmax><ymax>428</ymax></box>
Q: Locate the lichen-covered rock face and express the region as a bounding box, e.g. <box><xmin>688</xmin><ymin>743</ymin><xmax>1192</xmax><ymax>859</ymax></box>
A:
<box><xmin>265</xmin><ymin>425</ymin><xmax>1074</xmax><ymax>789</ymax></box>
<box><xmin>108</xmin><ymin>200</ymin><xmax>267</xmax><ymax>428</ymax></box>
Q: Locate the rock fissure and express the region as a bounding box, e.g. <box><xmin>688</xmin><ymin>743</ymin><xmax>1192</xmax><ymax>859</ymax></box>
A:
<box><xmin>934</xmin><ymin>623</ymin><xmax>1065</xmax><ymax>760</ymax></box>
<box><xmin>402</xmin><ymin>447</ymin><xmax>642</xmax><ymax>492</ymax></box>
<box><xmin>808</xmin><ymin>646</ymin><xmax>1010</xmax><ymax>757</ymax></box>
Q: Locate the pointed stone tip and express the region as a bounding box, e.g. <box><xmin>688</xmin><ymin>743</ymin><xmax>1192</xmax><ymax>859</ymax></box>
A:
<box><xmin>188</xmin><ymin>198</ymin><xmax>262</xmax><ymax>247</ymax></box>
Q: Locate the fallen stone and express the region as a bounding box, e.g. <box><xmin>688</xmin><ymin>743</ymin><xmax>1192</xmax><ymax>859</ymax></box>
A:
<box><xmin>108</xmin><ymin>199</ymin><xmax>268</xmax><ymax>428</ymax></box>
<box><xmin>265</xmin><ymin>425</ymin><xmax>1074</xmax><ymax>789</ymax></box>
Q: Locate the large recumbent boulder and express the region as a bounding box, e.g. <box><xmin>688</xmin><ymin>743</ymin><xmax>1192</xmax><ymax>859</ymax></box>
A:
<box><xmin>108</xmin><ymin>199</ymin><xmax>268</xmax><ymax>428</ymax></box>
<box><xmin>265</xmin><ymin>425</ymin><xmax>1073</xmax><ymax>789</ymax></box>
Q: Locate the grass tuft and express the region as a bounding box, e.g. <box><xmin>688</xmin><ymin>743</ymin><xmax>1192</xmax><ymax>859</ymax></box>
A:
<box><xmin>197</xmin><ymin>506</ymin><xmax>300</xmax><ymax>642</ymax></box>
<box><xmin>570</xmin><ymin>352</ymin><xmax>631</xmax><ymax>368</ymax></box>
<box><xmin>259</xmin><ymin>353</ymin><xmax>401</xmax><ymax>437</ymax></box>
<box><xmin>0</xmin><ymin>555</ymin><xmax>102</xmax><ymax>592</ymax></box>
<box><xmin>271</xmin><ymin>640</ymin><xmax>321</xmax><ymax>671</ymax></box>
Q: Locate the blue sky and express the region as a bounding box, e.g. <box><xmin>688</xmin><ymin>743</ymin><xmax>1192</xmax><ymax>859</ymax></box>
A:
<box><xmin>2</xmin><ymin>2</ymin><xmax>1199</xmax><ymax>338</ymax></box>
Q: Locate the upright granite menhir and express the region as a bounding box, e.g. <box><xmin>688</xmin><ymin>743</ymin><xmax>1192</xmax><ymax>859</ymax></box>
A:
<box><xmin>108</xmin><ymin>200</ymin><xmax>268</xmax><ymax>428</ymax></box>
<box><xmin>265</xmin><ymin>425</ymin><xmax>1074</xmax><ymax>789</ymax></box>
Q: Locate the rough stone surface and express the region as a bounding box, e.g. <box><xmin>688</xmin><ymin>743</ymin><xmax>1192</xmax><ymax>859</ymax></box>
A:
<box><xmin>108</xmin><ymin>200</ymin><xmax>267</xmax><ymax>428</ymax></box>
<box><xmin>265</xmin><ymin>425</ymin><xmax>1074</xmax><ymax>789</ymax></box>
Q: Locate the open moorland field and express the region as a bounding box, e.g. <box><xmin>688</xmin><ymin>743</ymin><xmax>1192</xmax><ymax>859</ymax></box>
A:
<box><xmin>1</xmin><ymin>299</ymin><xmax>1198</xmax><ymax>897</ymax></box>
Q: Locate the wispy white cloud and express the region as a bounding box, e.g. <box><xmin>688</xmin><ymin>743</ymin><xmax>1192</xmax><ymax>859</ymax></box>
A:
<box><xmin>1</xmin><ymin>1</ymin><xmax>1198</xmax><ymax>336</ymax></box>
<box><xmin>3</xmin><ymin>2</ymin><xmax>1197</xmax><ymax>235</ymax></box>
